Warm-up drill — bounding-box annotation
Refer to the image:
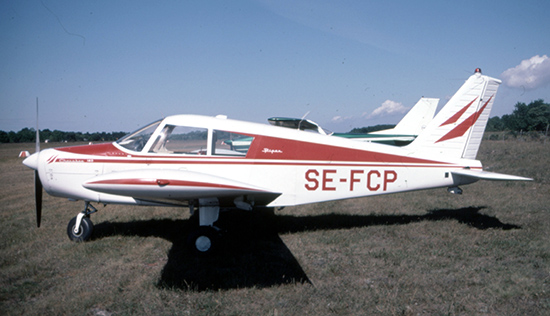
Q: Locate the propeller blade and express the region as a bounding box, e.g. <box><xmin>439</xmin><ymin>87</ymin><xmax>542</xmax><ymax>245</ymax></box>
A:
<box><xmin>34</xmin><ymin>170</ymin><xmax>43</xmax><ymax>227</ymax></box>
<box><xmin>34</xmin><ymin>98</ymin><xmax>42</xmax><ymax>228</ymax></box>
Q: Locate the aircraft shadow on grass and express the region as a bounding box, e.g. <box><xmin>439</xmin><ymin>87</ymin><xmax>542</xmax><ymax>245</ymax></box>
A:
<box><xmin>92</xmin><ymin>206</ymin><xmax>519</xmax><ymax>292</ymax></box>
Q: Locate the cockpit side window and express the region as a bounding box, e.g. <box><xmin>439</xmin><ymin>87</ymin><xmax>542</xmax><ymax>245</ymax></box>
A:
<box><xmin>212</xmin><ymin>130</ymin><xmax>252</xmax><ymax>156</ymax></box>
<box><xmin>149</xmin><ymin>125</ymin><xmax>208</xmax><ymax>155</ymax></box>
<box><xmin>117</xmin><ymin>120</ymin><xmax>161</xmax><ymax>152</ymax></box>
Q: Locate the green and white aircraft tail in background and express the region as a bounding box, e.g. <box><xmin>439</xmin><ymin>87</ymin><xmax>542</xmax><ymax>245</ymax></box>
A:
<box><xmin>270</xmin><ymin>97</ymin><xmax>439</xmax><ymax>146</ymax></box>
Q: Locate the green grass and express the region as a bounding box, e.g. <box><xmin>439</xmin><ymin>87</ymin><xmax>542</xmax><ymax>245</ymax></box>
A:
<box><xmin>1</xmin><ymin>138</ymin><xmax>549</xmax><ymax>315</ymax></box>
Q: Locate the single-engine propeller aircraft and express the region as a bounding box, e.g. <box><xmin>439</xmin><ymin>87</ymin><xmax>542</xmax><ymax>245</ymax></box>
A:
<box><xmin>23</xmin><ymin>69</ymin><xmax>531</xmax><ymax>254</ymax></box>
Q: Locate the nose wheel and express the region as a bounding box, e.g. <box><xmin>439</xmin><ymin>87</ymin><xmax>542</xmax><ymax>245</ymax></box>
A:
<box><xmin>67</xmin><ymin>201</ymin><xmax>97</xmax><ymax>242</ymax></box>
<box><xmin>67</xmin><ymin>216</ymin><xmax>93</xmax><ymax>242</ymax></box>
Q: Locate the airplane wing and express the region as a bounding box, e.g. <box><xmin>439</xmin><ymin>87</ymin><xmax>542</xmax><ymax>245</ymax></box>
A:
<box><xmin>331</xmin><ymin>132</ymin><xmax>417</xmax><ymax>145</ymax></box>
<box><xmin>451</xmin><ymin>169</ymin><xmax>533</xmax><ymax>181</ymax></box>
<box><xmin>83</xmin><ymin>169</ymin><xmax>281</xmax><ymax>205</ymax></box>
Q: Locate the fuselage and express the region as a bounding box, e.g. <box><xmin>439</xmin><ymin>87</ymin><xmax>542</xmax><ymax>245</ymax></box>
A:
<box><xmin>26</xmin><ymin>114</ymin><xmax>481</xmax><ymax>208</ymax></box>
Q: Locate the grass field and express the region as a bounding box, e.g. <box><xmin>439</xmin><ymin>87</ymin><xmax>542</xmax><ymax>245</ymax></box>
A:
<box><xmin>1</xmin><ymin>138</ymin><xmax>549</xmax><ymax>315</ymax></box>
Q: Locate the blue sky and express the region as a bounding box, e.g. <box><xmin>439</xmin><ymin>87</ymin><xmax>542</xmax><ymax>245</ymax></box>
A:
<box><xmin>1</xmin><ymin>0</ymin><xmax>549</xmax><ymax>133</ymax></box>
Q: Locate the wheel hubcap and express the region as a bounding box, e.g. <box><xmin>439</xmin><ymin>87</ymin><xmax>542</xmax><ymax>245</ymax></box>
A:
<box><xmin>73</xmin><ymin>225</ymin><xmax>82</xmax><ymax>237</ymax></box>
<box><xmin>195</xmin><ymin>236</ymin><xmax>211</xmax><ymax>252</ymax></box>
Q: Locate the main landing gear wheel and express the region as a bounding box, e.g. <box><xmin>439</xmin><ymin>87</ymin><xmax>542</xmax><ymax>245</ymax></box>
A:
<box><xmin>187</xmin><ymin>226</ymin><xmax>220</xmax><ymax>256</ymax></box>
<box><xmin>67</xmin><ymin>216</ymin><xmax>93</xmax><ymax>242</ymax></box>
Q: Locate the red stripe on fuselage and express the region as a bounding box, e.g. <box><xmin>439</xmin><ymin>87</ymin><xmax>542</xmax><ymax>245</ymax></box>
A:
<box><xmin>56</xmin><ymin>143</ymin><xmax>127</xmax><ymax>156</ymax></box>
<box><xmin>87</xmin><ymin>178</ymin><xmax>265</xmax><ymax>191</ymax></box>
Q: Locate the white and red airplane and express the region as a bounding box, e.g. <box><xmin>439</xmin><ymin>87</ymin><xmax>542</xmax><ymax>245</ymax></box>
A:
<box><xmin>23</xmin><ymin>69</ymin><xmax>531</xmax><ymax>254</ymax></box>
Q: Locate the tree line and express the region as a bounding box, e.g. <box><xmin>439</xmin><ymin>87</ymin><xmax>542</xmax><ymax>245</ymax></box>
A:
<box><xmin>0</xmin><ymin>128</ymin><xmax>127</xmax><ymax>143</ymax></box>
<box><xmin>348</xmin><ymin>124</ymin><xmax>396</xmax><ymax>134</ymax></box>
<box><xmin>487</xmin><ymin>99</ymin><xmax>549</xmax><ymax>133</ymax></box>
<box><xmin>1</xmin><ymin>99</ymin><xmax>548</xmax><ymax>143</ymax></box>
<box><xmin>348</xmin><ymin>100</ymin><xmax>549</xmax><ymax>135</ymax></box>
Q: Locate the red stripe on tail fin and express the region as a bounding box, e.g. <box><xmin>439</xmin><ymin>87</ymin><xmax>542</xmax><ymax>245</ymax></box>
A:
<box><xmin>439</xmin><ymin>97</ymin><xmax>477</xmax><ymax>127</ymax></box>
<box><xmin>435</xmin><ymin>95</ymin><xmax>493</xmax><ymax>143</ymax></box>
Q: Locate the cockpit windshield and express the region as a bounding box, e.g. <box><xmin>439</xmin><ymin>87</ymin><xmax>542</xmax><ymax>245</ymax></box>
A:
<box><xmin>116</xmin><ymin>119</ymin><xmax>161</xmax><ymax>152</ymax></box>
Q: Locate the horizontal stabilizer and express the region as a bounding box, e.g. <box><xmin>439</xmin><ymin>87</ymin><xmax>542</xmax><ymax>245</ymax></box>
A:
<box><xmin>451</xmin><ymin>169</ymin><xmax>533</xmax><ymax>181</ymax></box>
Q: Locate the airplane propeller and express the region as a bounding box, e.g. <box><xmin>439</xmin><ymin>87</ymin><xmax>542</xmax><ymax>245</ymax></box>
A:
<box><xmin>34</xmin><ymin>169</ymin><xmax>42</xmax><ymax>227</ymax></box>
<box><xmin>33</xmin><ymin>97</ymin><xmax>43</xmax><ymax>228</ymax></box>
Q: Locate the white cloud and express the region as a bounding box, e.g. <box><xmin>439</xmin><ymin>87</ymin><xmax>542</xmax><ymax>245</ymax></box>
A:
<box><xmin>366</xmin><ymin>100</ymin><xmax>408</xmax><ymax>118</ymax></box>
<box><xmin>331</xmin><ymin>115</ymin><xmax>354</xmax><ymax>123</ymax></box>
<box><xmin>501</xmin><ymin>55</ymin><xmax>550</xmax><ymax>90</ymax></box>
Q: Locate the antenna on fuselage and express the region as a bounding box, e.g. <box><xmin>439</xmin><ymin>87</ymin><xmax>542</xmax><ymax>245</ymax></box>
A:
<box><xmin>298</xmin><ymin>111</ymin><xmax>310</xmax><ymax>131</ymax></box>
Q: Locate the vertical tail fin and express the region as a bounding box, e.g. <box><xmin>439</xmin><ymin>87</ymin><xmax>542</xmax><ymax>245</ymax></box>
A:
<box><xmin>407</xmin><ymin>69</ymin><xmax>501</xmax><ymax>159</ymax></box>
<box><xmin>392</xmin><ymin>97</ymin><xmax>439</xmax><ymax>135</ymax></box>
<box><xmin>371</xmin><ymin>97</ymin><xmax>439</xmax><ymax>136</ymax></box>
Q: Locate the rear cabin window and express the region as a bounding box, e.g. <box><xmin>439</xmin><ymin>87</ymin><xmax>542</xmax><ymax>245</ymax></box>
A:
<box><xmin>150</xmin><ymin>125</ymin><xmax>208</xmax><ymax>155</ymax></box>
<box><xmin>213</xmin><ymin>130</ymin><xmax>252</xmax><ymax>156</ymax></box>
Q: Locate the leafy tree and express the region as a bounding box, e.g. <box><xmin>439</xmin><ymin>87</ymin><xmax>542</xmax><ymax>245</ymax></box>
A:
<box><xmin>17</xmin><ymin>128</ymin><xmax>35</xmax><ymax>143</ymax></box>
<box><xmin>50</xmin><ymin>130</ymin><xmax>64</xmax><ymax>142</ymax></box>
<box><xmin>65</xmin><ymin>132</ymin><xmax>77</xmax><ymax>142</ymax></box>
<box><xmin>524</xmin><ymin>99</ymin><xmax>550</xmax><ymax>131</ymax></box>
<box><xmin>0</xmin><ymin>128</ymin><xmax>130</xmax><ymax>143</ymax></box>
<box><xmin>40</xmin><ymin>129</ymin><xmax>52</xmax><ymax>142</ymax></box>
<box><xmin>112</xmin><ymin>132</ymin><xmax>127</xmax><ymax>140</ymax></box>
<box><xmin>503</xmin><ymin>100</ymin><xmax>549</xmax><ymax>132</ymax></box>
<box><xmin>486</xmin><ymin>99</ymin><xmax>548</xmax><ymax>132</ymax></box>
<box><xmin>8</xmin><ymin>131</ymin><xmax>19</xmax><ymax>143</ymax></box>
<box><xmin>89</xmin><ymin>132</ymin><xmax>102</xmax><ymax>142</ymax></box>
<box><xmin>487</xmin><ymin>116</ymin><xmax>504</xmax><ymax>131</ymax></box>
<box><xmin>509</xmin><ymin>102</ymin><xmax>530</xmax><ymax>131</ymax></box>
<box><xmin>0</xmin><ymin>131</ymin><xmax>8</xmax><ymax>143</ymax></box>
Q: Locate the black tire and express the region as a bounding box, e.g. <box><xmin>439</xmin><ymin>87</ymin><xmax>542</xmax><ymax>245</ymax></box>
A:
<box><xmin>187</xmin><ymin>226</ymin><xmax>220</xmax><ymax>256</ymax></box>
<box><xmin>67</xmin><ymin>216</ymin><xmax>93</xmax><ymax>242</ymax></box>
